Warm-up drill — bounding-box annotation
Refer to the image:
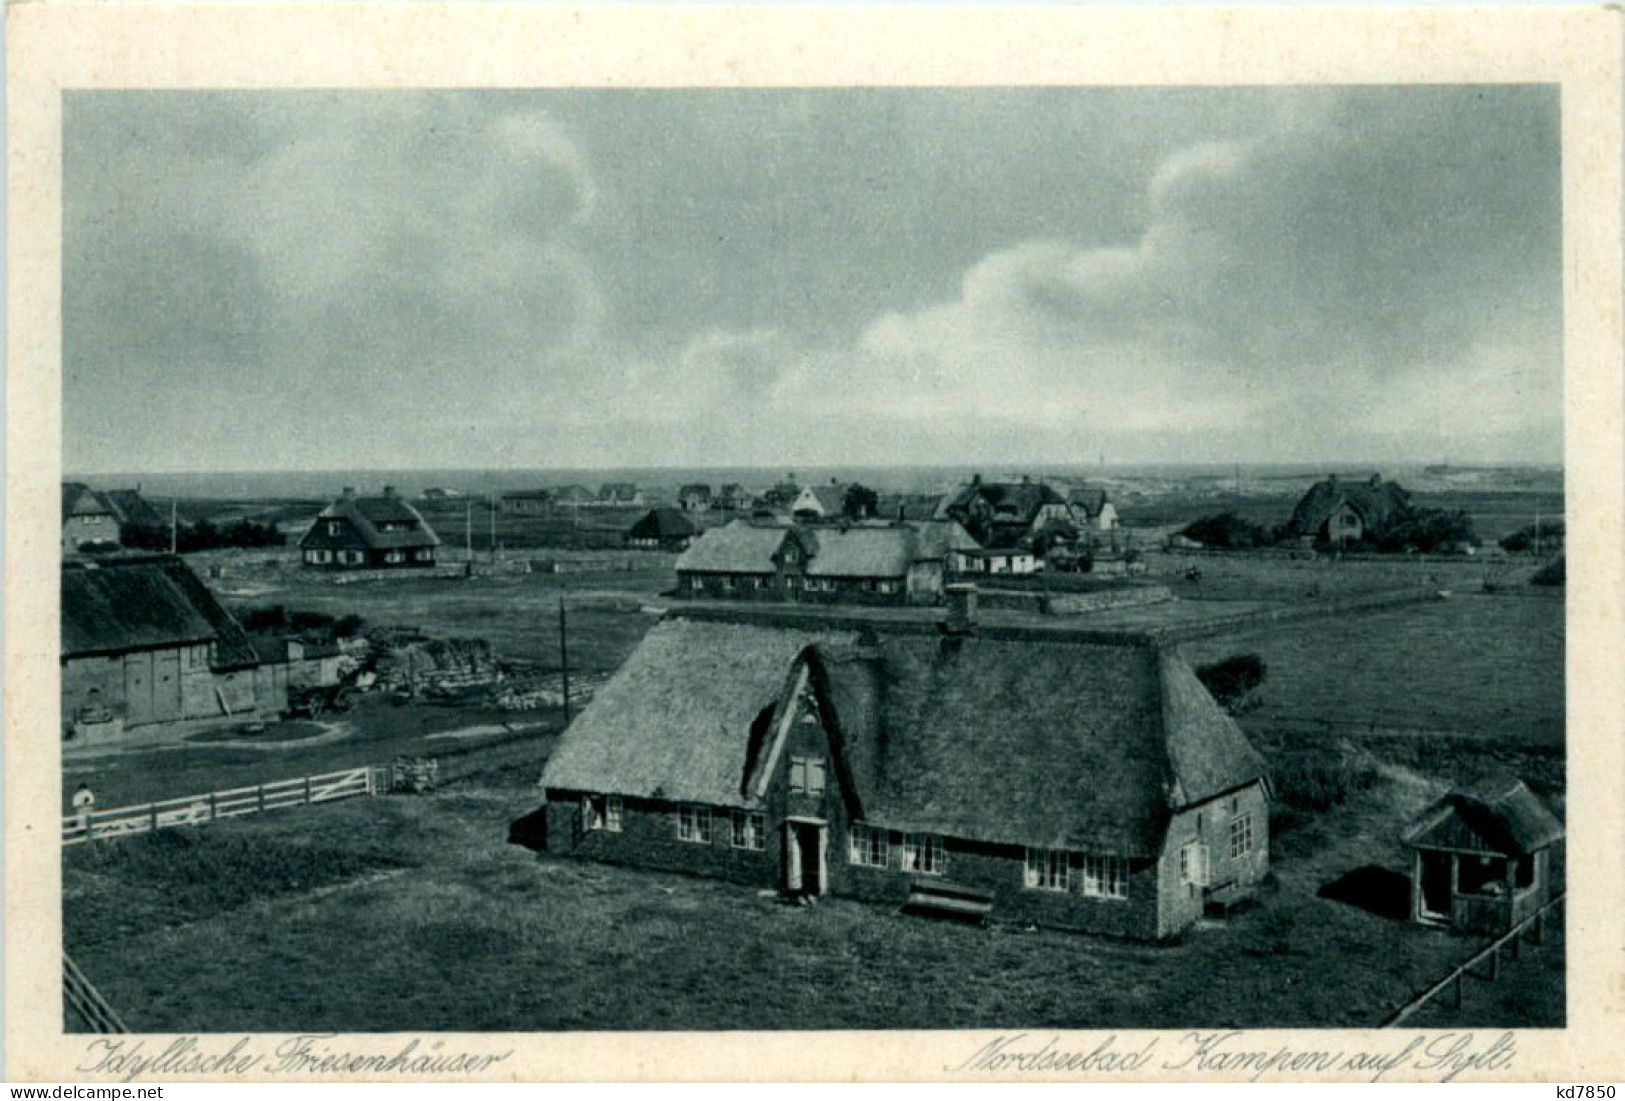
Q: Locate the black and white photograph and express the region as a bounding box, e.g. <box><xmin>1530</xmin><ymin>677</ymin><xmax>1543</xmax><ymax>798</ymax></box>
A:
<box><xmin>7</xmin><ymin>3</ymin><xmax>1624</xmax><ymax>1086</ymax></box>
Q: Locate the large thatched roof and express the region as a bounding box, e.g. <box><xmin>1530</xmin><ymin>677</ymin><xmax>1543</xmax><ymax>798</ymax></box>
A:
<box><xmin>1285</xmin><ymin>475</ymin><xmax>1412</xmax><ymax>537</ymax></box>
<box><xmin>304</xmin><ymin>491</ymin><xmax>440</xmax><ymax>550</ymax></box>
<box><xmin>541</xmin><ymin>613</ymin><xmax>1268</xmax><ymax>856</ymax></box>
<box><xmin>61</xmin><ymin>556</ymin><xmax>259</xmax><ymax>669</ymax></box>
<box><xmin>674</xmin><ymin>520</ymin><xmax>789</xmax><ymax>575</ymax></box>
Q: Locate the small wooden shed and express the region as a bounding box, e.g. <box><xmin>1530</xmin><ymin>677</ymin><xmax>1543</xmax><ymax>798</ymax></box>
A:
<box><xmin>1403</xmin><ymin>780</ymin><xmax>1563</xmax><ymax>934</ymax></box>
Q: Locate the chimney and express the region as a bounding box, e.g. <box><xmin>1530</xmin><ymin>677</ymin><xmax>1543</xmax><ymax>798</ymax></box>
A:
<box><xmin>342</xmin><ymin>486</ymin><xmax>356</xmax><ymax>500</ymax></box>
<box><xmin>1369</xmin><ymin>473</ymin><xmax>1382</xmax><ymax>488</ymax></box>
<box><xmin>971</xmin><ymin>473</ymin><xmax>982</xmax><ymax>486</ymax></box>
<box><xmin>383</xmin><ymin>485</ymin><xmax>397</xmax><ymax>498</ymax></box>
<box><xmin>944</xmin><ymin>583</ymin><xmax>978</xmax><ymax>636</ymax></box>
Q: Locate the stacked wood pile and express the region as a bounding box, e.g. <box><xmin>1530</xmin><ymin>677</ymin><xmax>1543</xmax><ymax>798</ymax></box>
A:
<box><xmin>390</xmin><ymin>756</ymin><xmax>440</xmax><ymax>793</ymax></box>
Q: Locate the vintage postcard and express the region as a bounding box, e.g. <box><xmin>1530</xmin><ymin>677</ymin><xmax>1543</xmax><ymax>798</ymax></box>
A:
<box><xmin>5</xmin><ymin>3</ymin><xmax>1623</xmax><ymax>1084</ymax></box>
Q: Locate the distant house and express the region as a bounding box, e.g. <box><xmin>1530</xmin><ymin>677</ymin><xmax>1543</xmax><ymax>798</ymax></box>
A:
<box><xmin>249</xmin><ymin>635</ymin><xmax>346</xmax><ymax>694</ymax></box>
<box><xmin>935</xmin><ymin>476</ymin><xmax>1076</xmax><ymax>546</ymax></box>
<box><xmin>1285</xmin><ymin>474</ymin><xmax>1412</xmax><ymax>547</ymax></box>
<box><xmin>674</xmin><ymin>519</ymin><xmax>973</xmax><ymax>605</ymax></box>
<box><xmin>1404</xmin><ymin>780</ymin><xmax>1564</xmax><ymax>935</ymax></box>
<box><xmin>500</xmin><ymin>490</ymin><xmax>554</xmax><ymax>515</ymax></box>
<box><xmin>876</xmin><ymin>494</ymin><xmax>944</xmax><ymax>523</ymax></box>
<box><xmin>792</xmin><ymin>481</ymin><xmax>861</xmax><ymax>520</ymax></box>
<box><xmin>1069</xmin><ymin>487</ymin><xmax>1120</xmax><ymax>533</ymax></box>
<box><xmin>716</xmin><ymin>483</ymin><xmax>754</xmax><ymax>511</ymax></box>
<box><xmin>299</xmin><ymin>487</ymin><xmax>440</xmax><ymax>569</ymax></box>
<box><xmin>61</xmin><ymin>483</ymin><xmax>123</xmax><ymax>554</ymax></box>
<box><xmin>532</xmin><ymin>599</ymin><xmax>1271</xmax><ymax>940</ymax></box>
<box><xmin>422</xmin><ymin>487</ymin><xmax>462</xmax><ymax>500</ymax></box>
<box><xmin>627</xmin><ymin>507</ymin><xmax>700</xmax><ymax>551</ymax></box>
<box><xmin>552</xmin><ymin>487</ymin><xmax>598</xmax><ymax>509</ymax></box>
<box><xmin>597</xmin><ymin>483</ymin><xmax>644</xmax><ymax>508</ymax></box>
<box><xmin>678</xmin><ymin>484</ymin><xmax>713</xmax><ymax>513</ymax></box>
<box><xmin>61</xmin><ymin>483</ymin><xmax>166</xmax><ymax>554</ymax></box>
<box><xmin>61</xmin><ymin>555</ymin><xmax>285</xmax><ymax>734</ymax></box>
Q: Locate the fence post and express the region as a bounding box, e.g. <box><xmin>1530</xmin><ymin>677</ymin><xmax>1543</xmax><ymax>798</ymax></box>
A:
<box><xmin>1452</xmin><ymin>972</ymin><xmax>1463</xmax><ymax>1009</ymax></box>
<box><xmin>149</xmin><ymin>804</ymin><xmax>159</xmax><ymax>834</ymax></box>
<box><xmin>305</xmin><ymin>775</ymin><xmax>313</xmax><ymax>806</ymax></box>
<box><xmin>1487</xmin><ymin>944</ymin><xmax>1499</xmax><ymax>981</ymax></box>
<box><xmin>209</xmin><ymin>792</ymin><xmax>218</xmax><ymax>823</ymax></box>
<box><xmin>257</xmin><ymin>785</ymin><xmax>266</xmax><ymax>814</ymax></box>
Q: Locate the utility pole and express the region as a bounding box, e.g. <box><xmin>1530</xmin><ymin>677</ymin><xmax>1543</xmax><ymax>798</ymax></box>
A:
<box><xmin>1533</xmin><ymin>494</ymin><xmax>1542</xmax><ymax>558</ymax></box>
<box><xmin>559</xmin><ymin>596</ymin><xmax>572</xmax><ymax>728</ymax></box>
<box><xmin>169</xmin><ymin>498</ymin><xmax>178</xmax><ymax>554</ymax></box>
<box><xmin>490</xmin><ymin>496</ymin><xmax>498</xmax><ymax>565</ymax></box>
<box><xmin>465</xmin><ymin>500</ymin><xmax>473</xmax><ymax>563</ymax></box>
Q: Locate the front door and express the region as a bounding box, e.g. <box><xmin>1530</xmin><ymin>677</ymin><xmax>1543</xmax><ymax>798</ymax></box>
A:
<box><xmin>124</xmin><ymin>652</ymin><xmax>153</xmax><ymax>726</ymax></box>
<box><xmin>783</xmin><ymin>821</ymin><xmax>826</xmax><ymax>896</ymax></box>
<box><xmin>1419</xmin><ymin>850</ymin><xmax>1453</xmax><ymax>920</ymax></box>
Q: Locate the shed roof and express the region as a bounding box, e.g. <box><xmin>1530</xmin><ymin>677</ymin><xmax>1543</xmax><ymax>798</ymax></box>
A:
<box><xmin>1403</xmin><ymin>780</ymin><xmax>1565</xmax><ymax>856</ymax></box>
<box><xmin>541</xmin><ymin>614</ymin><xmax>1268</xmax><ymax>856</ymax></box>
<box><xmin>629</xmin><ymin>507</ymin><xmax>699</xmax><ymax>540</ymax></box>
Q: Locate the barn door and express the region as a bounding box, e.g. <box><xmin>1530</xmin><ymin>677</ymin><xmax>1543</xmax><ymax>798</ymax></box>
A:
<box><xmin>152</xmin><ymin>649</ymin><xmax>183</xmax><ymax>721</ymax></box>
<box><xmin>123</xmin><ymin>653</ymin><xmax>153</xmax><ymax>726</ymax></box>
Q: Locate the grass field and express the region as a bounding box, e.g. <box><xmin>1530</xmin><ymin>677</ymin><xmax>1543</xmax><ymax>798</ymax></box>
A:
<box><xmin>62</xmin><ymin>741</ymin><xmax>1563</xmax><ymax>1032</ymax></box>
<box><xmin>1180</xmin><ymin>593</ymin><xmax>1564</xmax><ymax>746</ymax></box>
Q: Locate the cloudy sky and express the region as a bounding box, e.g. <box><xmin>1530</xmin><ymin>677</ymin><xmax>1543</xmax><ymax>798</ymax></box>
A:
<box><xmin>64</xmin><ymin>86</ymin><xmax>1561</xmax><ymax>473</ymax></box>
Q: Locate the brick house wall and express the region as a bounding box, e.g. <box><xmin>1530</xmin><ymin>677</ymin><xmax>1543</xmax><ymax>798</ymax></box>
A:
<box><xmin>1153</xmin><ymin>781</ymin><xmax>1271</xmax><ymax>938</ymax></box>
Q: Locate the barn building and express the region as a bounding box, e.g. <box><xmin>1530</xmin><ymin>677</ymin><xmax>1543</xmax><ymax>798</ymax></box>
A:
<box><xmin>597</xmin><ymin>483</ymin><xmax>644</xmax><ymax>508</ymax></box>
<box><xmin>299</xmin><ymin>487</ymin><xmax>440</xmax><ymax>569</ymax></box>
<box><xmin>716</xmin><ymin>484</ymin><xmax>754</xmax><ymax>511</ymax></box>
<box><xmin>1069</xmin><ymin>487</ymin><xmax>1120</xmax><ymax>533</ymax></box>
<box><xmin>627</xmin><ymin>507</ymin><xmax>700</xmax><ymax>551</ymax></box>
<box><xmin>61</xmin><ymin>556</ymin><xmax>285</xmax><ymax>735</ymax></box>
<box><xmin>532</xmin><ymin>597</ymin><xmax>1271</xmax><ymax>941</ymax></box>
<box><xmin>1284</xmin><ymin>474</ymin><xmax>1413</xmax><ymax>547</ymax></box>
<box><xmin>1404</xmin><ymin>780</ymin><xmax>1564</xmax><ymax>934</ymax></box>
<box><xmin>792</xmin><ymin>481</ymin><xmax>860</xmax><ymax>520</ymax></box>
<box><xmin>674</xmin><ymin>519</ymin><xmax>975</xmax><ymax>606</ymax></box>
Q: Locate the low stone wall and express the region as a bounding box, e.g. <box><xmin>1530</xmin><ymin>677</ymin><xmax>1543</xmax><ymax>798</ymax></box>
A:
<box><xmin>975</xmin><ymin>585</ymin><xmax>1173</xmax><ymax>617</ymax></box>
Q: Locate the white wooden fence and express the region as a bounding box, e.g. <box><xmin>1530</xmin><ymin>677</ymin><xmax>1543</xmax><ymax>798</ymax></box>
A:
<box><xmin>62</xmin><ymin>765</ymin><xmax>389</xmax><ymax>846</ymax></box>
<box><xmin>64</xmin><ymin>952</ymin><xmax>127</xmax><ymax>1033</ymax></box>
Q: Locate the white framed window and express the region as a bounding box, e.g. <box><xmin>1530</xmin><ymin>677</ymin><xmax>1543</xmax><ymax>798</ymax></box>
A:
<box><xmin>415</xmin><ymin>548</ymin><xmax>433</xmax><ymax>561</ymax></box>
<box><xmin>1180</xmin><ymin>842</ymin><xmax>1211</xmax><ymax>887</ymax></box>
<box><xmin>901</xmin><ymin>833</ymin><xmax>945</xmax><ymax>875</ymax></box>
<box><xmin>730</xmin><ymin>810</ymin><xmax>765</xmax><ymax>851</ymax></box>
<box><xmin>849</xmin><ymin>823</ymin><xmax>889</xmax><ymax>868</ymax></box>
<box><xmin>327</xmin><ymin>521</ymin><xmax>341</xmax><ymax>536</ymax></box>
<box><xmin>788</xmin><ymin>755</ymin><xmax>826</xmax><ymax>796</ymax></box>
<box><xmin>878</xmin><ymin>580</ymin><xmax>898</xmax><ymax>594</ymax></box>
<box><xmin>385</xmin><ymin>550</ymin><xmax>405</xmax><ymax>564</ymax></box>
<box><xmin>677</xmin><ymin>805</ymin><xmax>711</xmax><ymax>844</ymax></box>
<box><xmin>718</xmin><ymin>576</ymin><xmax>733</xmax><ymax>591</ymax></box>
<box><xmin>689</xmin><ymin>576</ymin><xmax>705</xmax><ymax>590</ymax></box>
<box><xmin>1025</xmin><ymin>848</ymin><xmax>1070</xmax><ymax>892</ymax></box>
<box><xmin>581</xmin><ymin>794</ymin><xmax>622</xmax><ymax>833</ymax></box>
<box><xmin>1229</xmin><ymin>814</ymin><xmax>1254</xmax><ymax>859</ymax></box>
<box><xmin>1080</xmin><ymin>854</ymin><xmax>1128</xmax><ymax>899</ymax></box>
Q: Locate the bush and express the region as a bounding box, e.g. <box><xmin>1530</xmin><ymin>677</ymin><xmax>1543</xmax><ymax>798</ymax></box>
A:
<box><xmin>1531</xmin><ymin>556</ymin><xmax>1565</xmax><ymax>587</ymax></box>
<box><xmin>1373</xmin><ymin>508</ymin><xmax>1479</xmax><ymax>554</ymax></box>
<box><xmin>1272</xmin><ymin>753</ymin><xmax>1380</xmax><ymax>813</ymax></box>
<box><xmin>123</xmin><ymin>518</ymin><xmax>286</xmax><ymax>553</ymax></box>
<box><xmin>1501</xmin><ymin>520</ymin><xmax>1565</xmax><ymax>554</ymax></box>
<box><xmin>1182</xmin><ymin>512</ymin><xmax>1275</xmax><ymax>550</ymax></box>
<box><xmin>1196</xmin><ymin>653</ymin><xmax>1267</xmax><ymax>713</ymax></box>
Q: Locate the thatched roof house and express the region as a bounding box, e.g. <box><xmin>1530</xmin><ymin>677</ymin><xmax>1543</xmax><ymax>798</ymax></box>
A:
<box><xmin>1285</xmin><ymin>474</ymin><xmax>1412</xmax><ymax>545</ymax></box>
<box><xmin>61</xmin><ymin>483</ymin><xmax>164</xmax><ymax>554</ymax></box>
<box><xmin>535</xmin><ymin>605</ymin><xmax>1271</xmax><ymax>939</ymax></box>
<box><xmin>677</xmin><ymin>484</ymin><xmax>713</xmax><ymax>511</ymax></box>
<box><xmin>300</xmin><ymin>487</ymin><xmax>440</xmax><ymax>569</ymax></box>
<box><xmin>627</xmin><ymin>507</ymin><xmax>699</xmax><ymax>550</ymax></box>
